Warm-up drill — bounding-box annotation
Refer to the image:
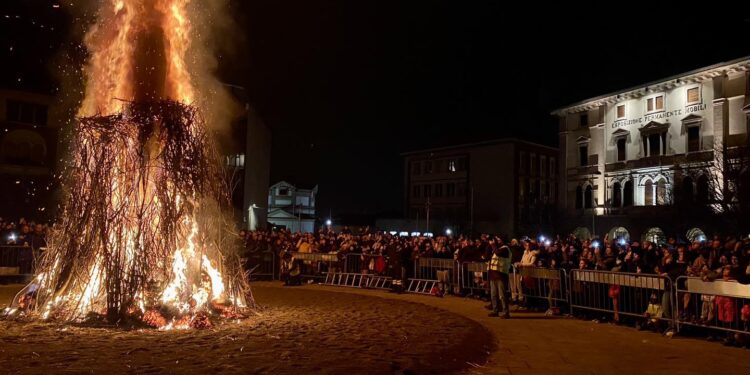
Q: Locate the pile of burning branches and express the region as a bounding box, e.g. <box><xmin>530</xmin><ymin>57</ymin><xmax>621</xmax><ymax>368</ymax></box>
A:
<box><xmin>3</xmin><ymin>100</ymin><xmax>254</xmax><ymax>329</ymax></box>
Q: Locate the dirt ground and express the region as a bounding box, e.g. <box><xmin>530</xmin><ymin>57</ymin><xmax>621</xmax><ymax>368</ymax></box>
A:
<box><xmin>0</xmin><ymin>284</ymin><xmax>492</xmax><ymax>375</ymax></box>
<box><xmin>3</xmin><ymin>281</ymin><xmax>750</xmax><ymax>374</ymax></box>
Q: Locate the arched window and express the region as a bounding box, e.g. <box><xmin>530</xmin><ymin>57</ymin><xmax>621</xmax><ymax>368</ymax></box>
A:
<box><xmin>644</xmin><ymin>179</ymin><xmax>654</xmax><ymax>206</ymax></box>
<box><xmin>623</xmin><ymin>180</ymin><xmax>633</xmax><ymax>207</ymax></box>
<box><xmin>612</xmin><ymin>182</ymin><xmax>622</xmax><ymax>207</ymax></box>
<box><xmin>642</xmin><ymin>227</ymin><xmax>666</xmax><ymax>246</ymax></box>
<box><xmin>681</xmin><ymin>176</ymin><xmax>694</xmax><ymax>203</ymax></box>
<box><xmin>608</xmin><ymin>226</ymin><xmax>630</xmax><ymax>242</ymax></box>
<box><xmin>686</xmin><ymin>227</ymin><xmax>706</xmax><ymax>243</ymax></box>
<box><xmin>696</xmin><ymin>175</ymin><xmax>710</xmax><ymax>203</ymax></box>
<box><xmin>584</xmin><ymin>185</ymin><xmax>593</xmax><ymax>209</ymax></box>
<box><xmin>572</xmin><ymin>226</ymin><xmax>591</xmax><ymax>240</ymax></box>
<box><xmin>575</xmin><ymin>186</ymin><xmax>583</xmax><ymax>209</ymax></box>
<box><xmin>656</xmin><ymin>179</ymin><xmax>668</xmax><ymax>205</ymax></box>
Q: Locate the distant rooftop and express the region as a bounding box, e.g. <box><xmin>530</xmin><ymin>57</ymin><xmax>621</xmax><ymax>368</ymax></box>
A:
<box><xmin>552</xmin><ymin>55</ymin><xmax>750</xmax><ymax>115</ymax></box>
<box><xmin>401</xmin><ymin>137</ymin><xmax>557</xmax><ymax>156</ymax></box>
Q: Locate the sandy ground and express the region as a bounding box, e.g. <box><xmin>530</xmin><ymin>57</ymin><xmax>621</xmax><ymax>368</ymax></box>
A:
<box><xmin>294</xmin><ymin>284</ymin><xmax>750</xmax><ymax>375</ymax></box>
<box><xmin>3</xmin><ymin>281</ymin><xmax>750</xmax><ymax>374</ymax></box>
<box><xmin>0</xmin><ymin>284</ymin><xmax>491</xmax><ymax>375</ymax></box>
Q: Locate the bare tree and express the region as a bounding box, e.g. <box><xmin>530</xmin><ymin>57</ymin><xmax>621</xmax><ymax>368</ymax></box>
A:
<box><xmin>679</xmin><ymin>137</ymin><xmax>750</xmax><ymax>232</ymax></box>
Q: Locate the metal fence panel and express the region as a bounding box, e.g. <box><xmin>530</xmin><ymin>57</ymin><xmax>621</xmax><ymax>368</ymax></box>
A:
<box><xmin>344</xmin><ymin>253</ymin><xmax>388</xmax><ymax>275</ymax></box>
<box><xmin>289</xmin><ymin>252</ymin><xmax>342</xmax><ymax>280</ymax></box>
<box><xmin>458</xmin><ymin>261</ymin><xmax>489</xmax><ymax>293</ymax></box>
<box><xmin>570</xmin><ymin>269</ymin><xmax>673</xmax><ymax>324</ymax></box>
<box><xmin>675</xmin><ymin>276</ymin><xmax>750</xmax><ymax>336</ymax></box>
<box><xmin>246</xmin><ymin>251</ymin><xmax>276</xmax><ymax>280</ymax></box>
<box><xmin>414</xmin><ymin>257</ymin><xmax>455</xmax><ymax>283</ymax></box>
<box><xmin>513</xmin><ymin>266</ymin><xmax>568</xmax><ymax>311</ymax></box>
<box><xmin>0</xmin><ymin>246</ymin><xmax>33</xmax><ymax>275</ymax></box>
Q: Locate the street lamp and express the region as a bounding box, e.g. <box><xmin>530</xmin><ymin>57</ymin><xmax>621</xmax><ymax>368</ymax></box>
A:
<box><xmin>325</xmin><ymin>219</ymin><xmax>332</xmax><ymax>226</ymax></box>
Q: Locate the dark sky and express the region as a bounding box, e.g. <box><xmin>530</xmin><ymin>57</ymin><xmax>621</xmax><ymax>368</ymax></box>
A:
<box><xmin>3</xmin><ymin>1</ymin><xmax>750</xmax><ymax>218</ymax></box>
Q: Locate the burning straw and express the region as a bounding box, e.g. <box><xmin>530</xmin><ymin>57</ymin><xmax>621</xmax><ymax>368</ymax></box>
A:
<box><xmin>5</xmin><ymin>100</ymin><xmax>254</xmax><ymax>329</ymax></box>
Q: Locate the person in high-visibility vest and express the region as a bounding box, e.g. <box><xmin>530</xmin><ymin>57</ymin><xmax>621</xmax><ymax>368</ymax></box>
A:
<box><xmin>487</xmin><ymin>239</ymin><xmax>511</xmax><ymax>318</ymax></box>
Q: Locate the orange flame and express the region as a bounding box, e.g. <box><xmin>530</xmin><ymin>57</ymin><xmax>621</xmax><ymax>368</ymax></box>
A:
<box><xmin>79</xmin><ymin>0</ymin><xmax>196</xmax><ymax>116</ymax></box>
<box><xmin>16</xmin><ymin>0</ymin><xmax>247</xmax><ymax>328</ymax></box>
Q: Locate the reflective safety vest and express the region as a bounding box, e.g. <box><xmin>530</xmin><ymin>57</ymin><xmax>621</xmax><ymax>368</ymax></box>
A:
<box><xmin>488</xmin><ymin>246</ymin><xmax>511</xmax><ymax>274</ymax></box>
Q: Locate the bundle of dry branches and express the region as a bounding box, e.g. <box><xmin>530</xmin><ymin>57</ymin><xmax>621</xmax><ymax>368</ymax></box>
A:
<box><xmin>9</xmin><ymin>100</ymin><xmax>253</xmax><ymax>327</ymax></box>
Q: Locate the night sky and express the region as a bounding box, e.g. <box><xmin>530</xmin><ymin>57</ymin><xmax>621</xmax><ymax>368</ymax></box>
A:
<box><xmin>2</xmin><ymin>1</ymin><xmax>750</xmax><ymax>219</ymax></box>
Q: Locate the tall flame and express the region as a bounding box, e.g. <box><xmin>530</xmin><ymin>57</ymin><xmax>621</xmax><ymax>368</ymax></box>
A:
<box><xmin>79</xmin><ymin>0</ymin><xmax>196</xmax><ymax>116</ymax></box>
<box><xmin>6</xmin><ymin>0</ymin><xmax>251</xmax><ymax>329</ymax></box>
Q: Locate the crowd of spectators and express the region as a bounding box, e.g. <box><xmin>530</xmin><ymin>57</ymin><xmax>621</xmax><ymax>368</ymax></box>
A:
<box><xmin>0</xmin><ymin>217</ymin><xmax>49</xmax><ymax>275</ymax></box>
<box><xmin>239</xmin><ymin>227</ymin><xmax>750</xmax><ymax>284</ymax></box>
<box><xmin>0</xmin><ymin>217</ymin><xmax>48</xmax><ymax>248</ymax></box>
<box><xmin>239</xmin><ymin>226</ymin><xmax>750</xmax><ymax>346</ymax></box>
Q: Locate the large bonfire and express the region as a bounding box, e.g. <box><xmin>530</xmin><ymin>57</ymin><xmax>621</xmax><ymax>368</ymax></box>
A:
<box><xmin>4</xmin><ymin>0</ymin><xmax>253</xmax><ymax>329</ymax></box>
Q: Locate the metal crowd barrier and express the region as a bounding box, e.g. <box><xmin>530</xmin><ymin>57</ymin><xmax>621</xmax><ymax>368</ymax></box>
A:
<box><xmin>514</xmin><ymin>266</ymin><xmax>568</xmax><ymax>311</ymax></box>
<box><xmin>246</xmin><ymin>251</ymin><xmax>277</xmax><ymax>280</ymax></box>
<box><xmin>406</xmin><ymin>278</ymin><xmax>439</xmax><ymax>295</ymax></box>
<box><xmin>343</xmin><ymin>253</ymin><xmax>388</xmax><ymax>275</ymax></box>
<box><xmin>570</xmin><ymin>269</ymin><xmax>673</xmax><ymax>324</ymax></box>
<box><xmin>324</xmin><ymin>272</ymin><xmax>394</xmax><ymax>289</ymax></box>
<box><xmin>289</xmin><ymin>252</ymin><xmax>342</xmax><ymax>279</ymax></box>
<box><xmin>0</xmin><ymin>246</ymin><xmax>33</xmax><ymax>276</ymax></box>
<box><xmin>303</xmin><ymin>255</ymin><xmax>750</xmax><ymax>341</ymax></box>
<box><xmin>458</xmin><ymin>261</ymin><xmax>489</xmax><ymax>293</ymax></box>
<box><xmin>675</xmin><ymin>276</ymin><xmax>750</xmax><ymax>336</ymax></box>
<box><xmin>414</xmin><ymin>257</ymin><xmax>455</xmax><ymax>284</ymax></box>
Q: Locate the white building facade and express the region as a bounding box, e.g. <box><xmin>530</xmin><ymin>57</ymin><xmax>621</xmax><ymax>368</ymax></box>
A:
<box><xmin>267</xmin><ymin>181</ymin><xmax>318</xmax><ymax>233</ymax></box>
<box><xmin>554</xmin><ymin>57</ymin><xmax>750</xmax><ymax>241</ymax></box>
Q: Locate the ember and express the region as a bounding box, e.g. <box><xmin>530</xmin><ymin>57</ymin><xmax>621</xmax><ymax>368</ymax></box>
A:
<box><xmin>4</xmin><ymin>0</ymin><xmax>254</xmax><ymax>329</ymax></box>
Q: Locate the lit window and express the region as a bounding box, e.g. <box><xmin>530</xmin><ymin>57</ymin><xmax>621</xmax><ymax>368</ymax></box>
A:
<box><xmin>646</xmin><ymin>95</ymin><xmax>664</xmax><ymax>112</ymax></box>
<box><xmin>226</xmin><ymin>154</ymin><xmax>245</xmax><ymax>168</ymax></box>
<box><xmin>448</xmin><ymin>160</ymin><xmax>456</xmax><ymax>172</ymax></box>
<box><xmin>616</xmin><ymin>105</ymin><xmax>625</xmax><ymax>119</ymax></box>
<box><xmin>655</xmin><ymin>95</ymin><xmax>664</xmax><ymax>110</ymax></box>
<box><xmin>687</xmin><ymin>87</ymin><xmax>700</xmax><ymax>104</ymax></box>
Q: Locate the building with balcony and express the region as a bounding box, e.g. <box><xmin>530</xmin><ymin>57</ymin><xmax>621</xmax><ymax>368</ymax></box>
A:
<box><xmin>553</xmin><ymin>56</ymin><xmax>750</xmax><ymax>241</ymax></box>
<box><xmin>267</xmin><ymin>181</ymin><xmax>318</xmax><ymax>233</ymax></box>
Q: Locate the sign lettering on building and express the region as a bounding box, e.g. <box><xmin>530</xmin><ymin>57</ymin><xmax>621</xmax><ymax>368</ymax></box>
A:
<box><xmin>611</xmin><ymin>103</ymin><xmax>707</xmax><ymax>129</ymax></box>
